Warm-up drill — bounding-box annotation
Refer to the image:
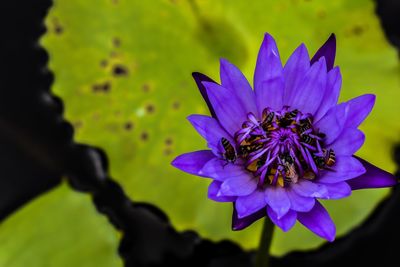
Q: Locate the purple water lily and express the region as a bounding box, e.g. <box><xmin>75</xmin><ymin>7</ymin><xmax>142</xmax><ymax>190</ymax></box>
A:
<box><xmin>172</xmin><ymin>33</ymin><xmax>397</xmax><ymax>241</ymax></box>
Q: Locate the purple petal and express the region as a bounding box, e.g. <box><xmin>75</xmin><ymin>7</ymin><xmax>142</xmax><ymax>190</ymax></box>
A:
<box><xmin>220</xmin><ymin>58</ymin><xmax>257</xmax><ymax>115</ymax></box>
<box><xmin>288</xmin><ymin>57</ymin><xmax>327</xmax><ymax>115</ymax></box>
<box><xmin>283</xmin><ymin>43</ymin><xmax>310</xmax><ymax>105</ymax></box>
<box><xmin>344</xmin><ymin>94</ymin><xmax>376</xmax><ymax>128</ymax></box>
<box><xmin>329</xmin><ymin>128</ymin><xmax>365</xmax><ymax>156</ymax></box>
<box><xmin>314</xmin><ymin>67</ymin><xmax>342</xmax><ymax>121</ymax></box>
<box><xmin>291</xmin><ymin>180</ymin><xmax>327</xmax><ymax>198</ymax></box>
<box><xmin>254</xmin><ymin>33</ymin><xmax>283</xmax><ymax>94</ymax></box>
<box><xmin>265</xmin><ymin>186</ymin><xmax>290</xmax><ymax>219</ymax></box>
<box><xmin>232</xmin><ymin>205</ymin><xmax>266</xmax><ymax>231</ymax></box>
<box><xmin>200</xmin><ymin>157</ymin><xmax>248</xmax><ymax>181</ymax></box>
<box><xmin>310</xmin><ymin>34</ymin><xmax>336</xmax><ymax>71</ymax></box>
<box><xmin>317</xmin><ymin>182</ymin><xmax>352</xmax><ymax>199</ymax></box>
<box><xmin>171</xmin><ymin>150</ymin><xmax>215</xmax><ymax>177</ymax></box>
<box><xmin>267</xmin><ymin>207</ymin><xmax>297</xmax><ymax>232</ymax></box>
<box><xmin>236</xmin><ymin>190</ymin><xmax>266</xmax><ymax>218</ymax></box>
<box><xmin>347</xmin><ymin>157</ymin><xmax>397</xmax><ymax>190</ymax></box>
<box><xmin>318</xmin><ymin>156</ymin><xmax>366</xmax><ymax>183</ymax></box>
<box><xmin>220</xmin><ymin>175</ymin><xmax>257</xmax><ymax>196</ymax></box>
<box><xmin>315</xmin><ymin>103</ymin><xmax>348</xmax><ymax>145</ymax></box>
<box><xmin>287</xmin><ymin>189</ymin><xmax>315</xmax><ymax>212</ymax></box>
<box><xmin>208</xmin><ymin>181</ymin><xmax>237</xmax><ymax>202</ymax></box>
<box><xmin>187</xmin><ymin>114</ymin><xmax>233</xmax><ymax>155</ymax></box>
<box><xmin>202</xmin><ymin>81</ymin><xmax>248</xmax><ymax>135</ymax></box>
<box><xmin>192</xmin><ymin>72</ymin><xmax>218</xmax><ymax>118</ymax></box>
<box><xmin>297</xmin><ymin>201</ymin><xmax>336</xmax><ymax>242</ymax></box>
<box><xmin>256</xmin><ymin>77</ymin><xmax>285</xmax><ymax>112</ymax></box>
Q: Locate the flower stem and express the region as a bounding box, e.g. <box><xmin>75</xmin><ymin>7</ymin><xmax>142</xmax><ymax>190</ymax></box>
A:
<box><xmin>255</xmin><ymin>217</ymin><xmax>274</xmax><ymax>267</ymax></box>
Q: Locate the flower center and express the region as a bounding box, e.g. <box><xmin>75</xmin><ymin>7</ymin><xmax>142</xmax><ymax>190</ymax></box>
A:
<box><xmin>229</xmin><ymin>107</ymin><xmax>335</xmax><ymax>188</ymax></box>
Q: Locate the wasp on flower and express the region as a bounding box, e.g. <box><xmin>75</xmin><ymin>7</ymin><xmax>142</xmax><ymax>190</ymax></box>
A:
<box><xmin>172</xmin><ymin>33</ymin><xmax>397</xmax><ymax>241</ymax></box>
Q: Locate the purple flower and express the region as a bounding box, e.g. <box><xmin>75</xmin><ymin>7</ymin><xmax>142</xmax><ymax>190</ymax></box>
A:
<box><xmin>172</xmin><ymin>33</ymin><xmax>397</xmax><ymax>241</ymax></box>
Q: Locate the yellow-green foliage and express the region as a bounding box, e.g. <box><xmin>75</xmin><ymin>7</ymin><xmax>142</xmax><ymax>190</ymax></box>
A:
<box><xmin>0</xmin><ymin>0</ymin><xmax>398</xmax><ymax>266</ymax></box>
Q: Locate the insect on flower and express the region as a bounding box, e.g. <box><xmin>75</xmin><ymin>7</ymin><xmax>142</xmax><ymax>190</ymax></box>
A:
<box><xmin>172</xmin><ymin>33</ymin><xmax>397</xmax><ymax>241</ymax></box>
<box><xmin>220</xmin><ymin>137</ymin><xmax>237</xmax><ymax>164</ymax></box>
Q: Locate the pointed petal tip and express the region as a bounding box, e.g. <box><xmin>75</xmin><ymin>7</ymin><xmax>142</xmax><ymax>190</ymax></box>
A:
<box><xmin>219</xmin><ymin>58</ymin><xmax>231</xmax><ymax>71</ymax></box>
<box><xmin>219</xmin><ymin>57</ymin><xmax>229</xmax><ymax>65</ymax></box>
<box><xmin>297</xmin><ymin>43</ymin><xmax>309</xmax><ymax>54</ymax></box>
<box><xmin>347</xmin><ymin>157</ymin><xmax>398</xmax><ymax>190</ymax></box>
<box><xmin>192</xmin><ymin>72</ymin><xmax>210</xmax><ymax>81</ymax></box>
<box><xmin>365</xmin><ymin>93</ymin><xmax>376</xmax><ymax>104</ymax></box>
<box><xmin>311</xmin><ymin>34</ymin><xmax>337</xmax><ymax>70</ymax></box>
<box><xmin>345</xmin><ymin>94</ymin><xmax>376</xmax><ymax>128</ymax></box>
<box><xmin>263</xmin><ymin>32</ymin><xmax>275</xmax><ymax>40</ymax></box>
<box><xmin>317</xmin><ymin>55</ymin><xmax>327</xmax><ymax>68</ymax></box>
<box><xmin>260</xmin><ymin>32</ymin><xmax>280</xmax><ymax>56</ymax></box>
<box><xmin>186</xmin><ymin>114</ymin><xmax>196</xmax><ymax>121</ymax></box>
<box><xmin>192</xmin><ymin>72</ymin><xmax>219</xmax><ymax>118</ymax></box>
<box><xmin>232</xmin><ymin>206</ymin><xmax>266</xmax><ymax>231</ymax></box>
<box><xmin>267</xmin><ymin>207</ymin><xmax>297</xmax><ymax>232</ymax></box>
<box><xmin>328</xmin><ymin>33</ymin><xmax>336</xmax><ymax>42</ymax></box>
<box><xmin>170</xmin><ymin>157</ymin><xmax>179</xmax><ymax>168</ymax></box>
<box><xmin>297</xmin><ymin>201</ymin><xmax>336</xmax><ymax>241</ymax></box>
<box><xmin>170</xmin><ymin>150</ymin><xmax>215</xmax><ymax>176</ymax></box>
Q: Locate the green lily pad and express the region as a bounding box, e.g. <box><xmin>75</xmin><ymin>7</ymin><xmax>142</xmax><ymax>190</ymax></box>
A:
<box><xmin>2</xmin><ymin>0</ymin><xmax>395</xmax><ymax>264</ymax></box>
<box><xmin>0</xmin><ymin>183</ymin><xmax>121</xmax><ymax>267</ymax></box>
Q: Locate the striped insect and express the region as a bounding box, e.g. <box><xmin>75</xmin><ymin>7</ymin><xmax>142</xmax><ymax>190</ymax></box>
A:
<box><xmin>286</xmin><ymin>109</ymin><xmax>299</xmax><ymax>120</ymax></box>
<box><xmin>313</xmin><ymin>149</ymin><xmax>336</xmax><ymax>169</ymax></box>
<box><xmin>325</xmin><ymin>149</ymin><xmax>336</xmax><ymax>167</ymax></box>
<box><xmin>261</xmin><ymin>109</ymin><xmax>275</xmax><ymax>130</ymax></box>
<box><xmin>220</xmin><ymin>137</ymin><xmax>237</xmax><ymax>164</ymax></box>
<box><xmin>298</xmin><ymin>118</ymin><xmax>313</xmax><ymax>134</ymax></box>
<box><xmin>281</xmin><ymin>154</ymin><xmax>299</xmax><ymax>184</ymax></box>
<box><xmin>301</xmin><ymin>134</ymin><xmax>314</xmax><ymax>145</ymax></box>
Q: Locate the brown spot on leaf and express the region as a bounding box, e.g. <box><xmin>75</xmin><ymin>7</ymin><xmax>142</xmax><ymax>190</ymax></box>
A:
<box><xmin>100</xmin><ymin>60</ymin><xmax>108</xmax><ymax>68</ymax></box>
<box><xmin>317</xmin><ymin>10</ymin><xmax>326</xmax><ymax>19</ymax></box>
<box><xmin>55</xmin><ymin>24</ymin><xmax>64</xmax><ymax>35</ymax></box>
<box><xmin>142</xmin><ymin>83</ymin><xmax>151</xmax><ymax>93</ymax></box>
<box><xmin>145</xmin><ymin>104</ymin><xmax>155</xmax><ymax>114</ymax></box>
<box><xmin>110</xmin><ymin>51</ymin><xmax>119</xmax><ymax>58</ymax></box>
<box><xmin>352</xmin><ymin>25</ymin><xmax>364</xmax><ymax>35</ymax></box>
<box><xmin>113</xmin><ymin>37</ymin><xmax>121</xmax><ymax>47</ymax></box>
<box><xmin>51</xmin><ymin>18</ymin><xmax>64</xmax><ymax>35</ymax></box>
<box><xmin>140</xmin><ymin>131</ymin><xmax>149</xmax><ymax>141</ymax></box>
<box><xmin>112</xmin><ymin>64</ymin><xmax>129</xmax><ymax>77</ymax></box>
<box><xmin>73</xmin><ymin>121</ymin><xmax>83</xmax><ymax>129</ymax></box>
<box><xmin>92</xmin><ymin>81</ymin><xmax>111</xmax><ymax>93</ymax></box>
<box><xmin>172</xmin><ymin>101</ymin><xmax>180</xmax><ymax>110</ymax></box>
<box><xmin>124</xmin><ymin>122</ymin><xmax>134</xmax><ymax>131</ymax></box>
<box><xmin>164</xmin><ymin>148</ymin><xmax>173</xmax><ymax>156</ymax></box>
<box><xmin>165</xmin><ymin>138</ymin><xmax>173</xmax><ymax>146</ymax></box>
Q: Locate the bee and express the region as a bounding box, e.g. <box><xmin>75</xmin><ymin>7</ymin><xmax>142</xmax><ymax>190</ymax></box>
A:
<box><xmin>261</xmin><ymin>109</ymin><xmax>275</xmax><ymax>130</ymax></box>
<box><xmin>303</xmin><ymin>170</ymin><xmax>316</xmax><ymax>180</ymax></box>
<box><xmin>221</xmin><ymin>137</ymin><xmax>237</xmax><ymax>164</ymax></box>
<box><xmin>314</xmin><ymin>156</ymin><xmax>326</xmax><ymax>168</ymax></box>
<box><xmin>281</xmin><ymin>154</ymin><xmax>294</xmax><ymax>164</ymax></box>
<box><xmin>239</xmin><ymin>144</ymin><xmax>252</xmax><ymax>158</ymax></box>
<box><xmin>281</xmin><ymin>154</ymin><xmax>298</xmax><ymax>184</ymax></box>
<box><xmin>325</xmin><ymin>149</ymin><xmax>336</xmax><ymax>167</ymax></box>
<box><xmin>298</xmin><ymin>118</ymin><xmax>313</xmax><ymax>134</ymax></box>
<box><xmin>301</xmin><ymin>134</ymin><xmax>314</xmax><ymax>145</ymax></box>
<box><xmin>313</xmin><ymin>149</ymin><xmax>336</xmax><ymax>168</ymax></box>
<box><xmin>286</xmin><ymin>109</ymin><xmax>299</xmax><ymax>120</ymax></box>
<box><xmin>283</xmin><ymin>163</ymin><xmax>299</xmax><ymax>184</ymax></box>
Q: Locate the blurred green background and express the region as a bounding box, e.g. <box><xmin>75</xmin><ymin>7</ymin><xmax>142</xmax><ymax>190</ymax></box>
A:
<box><xmin>0</xmin><ymin>0</ymin><xmax>399</xmax><ymax>266</ymax></box>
